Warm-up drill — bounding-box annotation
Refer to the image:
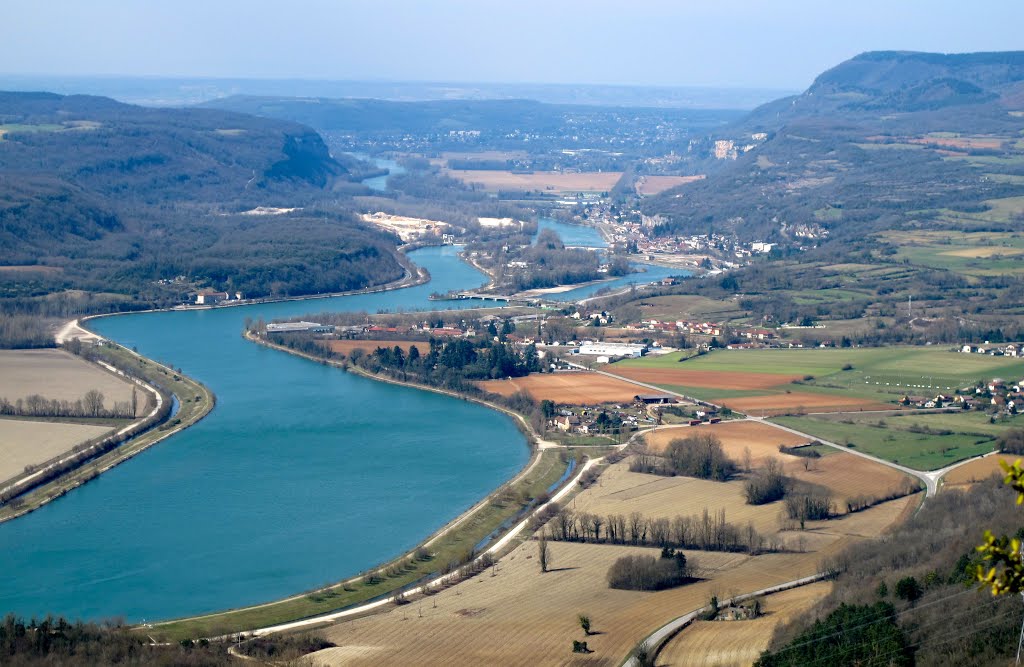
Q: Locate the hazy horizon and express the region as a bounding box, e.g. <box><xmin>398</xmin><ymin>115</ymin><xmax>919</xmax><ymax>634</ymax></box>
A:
<box><xmin>5</xmin><ymin>0</ymin><xmax>1023</xmax><ymax>91</ymax></box>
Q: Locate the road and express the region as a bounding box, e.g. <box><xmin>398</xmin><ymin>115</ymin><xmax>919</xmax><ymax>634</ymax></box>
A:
<box><xmin>620</xmin><ymin>573</ymin><xmax>828</xmax><ymax>667</ymax></box>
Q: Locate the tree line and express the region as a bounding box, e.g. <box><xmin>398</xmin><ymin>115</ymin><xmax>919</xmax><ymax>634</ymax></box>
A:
<box><xmin>544</xmin><ymin>507</ymin><xmax>778</xmax><ymax>555</ymax></box>
<box><xmin>0</xmin><ymin>389</ymin><xmax>139</xmax><ymax>419</ymax></box>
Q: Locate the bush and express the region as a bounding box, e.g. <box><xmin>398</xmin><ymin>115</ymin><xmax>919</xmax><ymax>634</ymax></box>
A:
<box><xmin>894</xmin><ymin>576</ymin><xmax>922</xmax><ymax>603</ymax></box>
<box><xmin>664</xmin><ymin>434</ymin><xmax>737</xmax><ymax>480</ymax></box>
<box><xmin>744</xmin><ymin>458</ymin><xmax>788</xmax><ymax>505</ymax></box>
<box><xmin>607</xmin><ymin>551</ymin><xmax>694</xmax><ymax>591</ymax></box>
<box><xmin>785</xmin><ymin>489</ymin><xmax>834</xmax><ymax>523</ymax></box>
<box><xmin>997</xmin><ymin>428</ymin><xmax>1024</xmax><ymax>454</ymax></box>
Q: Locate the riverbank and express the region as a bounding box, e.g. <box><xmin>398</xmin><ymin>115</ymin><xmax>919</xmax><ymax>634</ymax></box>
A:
<box><xmin>138</xmin><ymin>331</ymin><xmax>587</xmax><ymax>642</ymax></box>
<box><xmin>168</xmin><ymin>248</ymin><xmax>429</xmax><ymax>314</ymax></box>
<box><xmin>0</xmin><ymin>339</ymin><xmax>215</xmax><ymax>524</ymax></box>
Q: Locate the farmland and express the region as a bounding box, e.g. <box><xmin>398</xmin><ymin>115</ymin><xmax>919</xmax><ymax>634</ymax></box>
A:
<box><xmin>640</xmin><ymin>421</ymin><xmax>914</xmax><ymax>515</ymax></box>
<box><xmin>878</xmin><ymin>227</ymin><xmax>1024</xmax><ymax>276</ymax></box>
<box><xmin>942</xmin><ymin>453</ymin><xmax>1016</xmax><ymax>487</ymax></box>
<box><xmin>0</xmin><ymin>419</ymin><xmax>112</xmax><ymax>482</ymax></box>
<box><xmin>771</xmin><ymin>414</ymin><xmax>998</xmax><ymax>471</ymax></box>
<box><xmin>610</xmin><ymin>347</ymin><xmax>1024</xmax><ymax>408</ymax></box>
<box><xmin>444</xmin><ymin>169</ymin><xmax>623</xmax><ymax>193</ymax></box>
<box><xmin>0</xmin><ymin>349</ymin><xmax>137</xmax><ymax>407</ymax></box>
<box><xmin>657</xmin><ymin>581</ymin><xmax>833</xmax><ymax>667</ymax></box>
<box><xmin>304</xmin><ymin>446</ymin><xmax>914</xmax><ymax>667</ymax></box>
<box><xmin>477</xmin><ymin>372</ymin><xmax>644</xmax><ymax>405</ymax></box>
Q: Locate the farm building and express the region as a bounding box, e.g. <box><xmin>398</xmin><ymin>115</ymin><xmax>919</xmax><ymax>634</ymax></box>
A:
<box><xmin>266</xmin><ymin>321</ymin><xmax>335</xmax><ymax>334</ymax></box>
<box><xmin>578</xmin><ymin>342</ymin><xmax>647</xmax><ymax>358</ymax></box>
<box><xmin>195</xmin><ymin>290</ymin><xmax>229</xmax><ymax>305</ymax></box>
<box><xmin>635</xmin><ymin>394</ymin><xmax>676</xmax><ymax>405</ymax></box>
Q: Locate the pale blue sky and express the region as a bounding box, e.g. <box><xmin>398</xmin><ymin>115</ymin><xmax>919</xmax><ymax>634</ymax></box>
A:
<box><xmin>5</xmin><ymin>0</ymin><xmax>1022</xmax><ymax>89</ymax></box>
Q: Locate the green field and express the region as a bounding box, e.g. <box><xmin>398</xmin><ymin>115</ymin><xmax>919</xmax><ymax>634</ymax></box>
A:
<box><xmin>772</xmin><ymin>414</ymin><xmax>998</xmax><ymax>470</ymax></box>
<box><xmin>623</xmin><ymin>347</ymin><xmax>1024</xmax><ymax>384</ymax></box>
<box><xmin>0</xmin><ymin>123</ymin><xmax>64</xmax><ymax>139</ymax></box>
<box><xmin>614</xmin><ymin>346</ymin><xmax>1024</xmax><ymax>407</ymax></box>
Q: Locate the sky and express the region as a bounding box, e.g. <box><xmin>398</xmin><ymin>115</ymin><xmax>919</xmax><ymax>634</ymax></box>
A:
<box><xmin>4</xmin><ymin>0</ymin><xmax>1023</xmax><ymax>90</ymax></box>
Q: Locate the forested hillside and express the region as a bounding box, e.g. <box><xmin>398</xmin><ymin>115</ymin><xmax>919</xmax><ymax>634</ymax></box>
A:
<box><xmin>0</xmin><ymin>92</ymin><xmax>403</xmax><ymax>314</ymax></box>
<box><xmin>645</xmin><ymin>51</ymin><xmax>1024</xmax><ymax>243</ymax></box>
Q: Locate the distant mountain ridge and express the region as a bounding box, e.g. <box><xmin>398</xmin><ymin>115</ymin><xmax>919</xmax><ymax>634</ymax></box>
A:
<box><xmin>646</xmin><ymin>50</ymin><xmax>1024</xmax><ymax>242</ymax></box>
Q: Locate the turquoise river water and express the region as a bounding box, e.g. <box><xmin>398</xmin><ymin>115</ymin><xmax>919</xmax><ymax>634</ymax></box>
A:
<box><xmin>0</xmin><ymin>218</ymin><xmax>684</xmax><ymax>623</ymax></box>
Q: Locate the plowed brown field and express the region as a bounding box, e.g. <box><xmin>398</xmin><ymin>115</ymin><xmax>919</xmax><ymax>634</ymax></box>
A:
<box><xmin>641</xmin><ymin>421</ymin><xmax>915</xmax><ymax>510</ymax></box>
<box><xmin>445</xmin><ymin>170</ymin><xmax>623</xmax><ymax>193</ymax></box>
<box><xmin>644</xmin><ymin>421</ymin><xmax>807</xmax><ymax>459</ymax></box>
<box><xmin>943</xmin><ymin>454</ymin><xmax>1017</xmax><ymax>487</ymax></box>
<box><xmin>477</xmin><ymin>372</ymin><xmax>643</xmax><ymax>405</ymax></box>
<box><xmin>720</xmin><ymin>392</ymin><xmax>893</xmax><ymax>415</ymax></box>
<box><xmin>612</xmin><ymin>368</ymin><xmax>801</xmax><ymax>391</ymax></box>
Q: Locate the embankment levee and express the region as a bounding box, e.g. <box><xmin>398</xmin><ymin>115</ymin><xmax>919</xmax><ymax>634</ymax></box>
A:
<box><xmin>0</xmin><ymin>336</ymin><xmax>215</xmax><ymax>525</ymax></box>
<box><xmin>0</xmin><ymin>248</ymin><xmax>433</xmax><ymax>523</ymax></box>
<box><xmin>140</xmin><ymin>332</ymin><xmax>576</xmax><ymax>641</ymax></box>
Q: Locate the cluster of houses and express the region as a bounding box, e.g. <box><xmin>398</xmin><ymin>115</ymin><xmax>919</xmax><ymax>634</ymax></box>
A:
<box><xmin>898</xmin><ymin>377</ymin><xmax>1024</xmax><ymax>414</ymax></box>
<box><xmin>627</xmin><ymin>319</ymin><xmax>778</xmax><ymax>343</ymax></box>
<box><xmin>960</xmin><ymin>343</ymin><xmax>1021</xmax><ymax>358</ymax></box>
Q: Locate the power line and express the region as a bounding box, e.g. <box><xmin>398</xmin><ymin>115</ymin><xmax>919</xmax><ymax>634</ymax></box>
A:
<box><xmin>764</xmin><ymin>585</ymin><xmax>981</xmax><ymax>658</ymax></box>
<box><xmin>800</xmin><ymin>596</ymin><xmax>1014</xmax><ymax>667</ymax></box>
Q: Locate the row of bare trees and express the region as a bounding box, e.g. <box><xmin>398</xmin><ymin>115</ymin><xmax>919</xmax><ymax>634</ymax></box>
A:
<box><xmin>0</xmin><ymin>389</ymin><xmax>139</xmax><ymax>419</ymax></box>
<box><xmin>545</xmin><ymin>507</ymin><xmax>778</xmax><ymax>554</ymax></box>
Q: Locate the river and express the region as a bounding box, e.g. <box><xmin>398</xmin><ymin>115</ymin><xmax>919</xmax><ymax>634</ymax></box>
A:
<box><xmin>0</xmin><ymin>207</ymin><xmax>681</xmax><ymax>623</ymax></box>
<box><xmin>0</xmin><ymin>247</ymin><xmax>528</xmax><ymax>622</ymax></box>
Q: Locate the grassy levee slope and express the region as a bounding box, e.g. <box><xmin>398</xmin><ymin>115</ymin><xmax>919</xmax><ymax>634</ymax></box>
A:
<box><xmin>146</xmin><ymin>447</ymin><xmax>575</xmax><ymax>643</ymax></box>
<box><xmin>0</xmin><ymin>341</ymin><xmax>214</xmax><ymax>523</ymax></box>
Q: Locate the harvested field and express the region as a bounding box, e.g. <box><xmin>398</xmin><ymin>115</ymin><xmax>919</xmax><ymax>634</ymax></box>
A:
<box><xmin>939</xmin><ymin>247</ymin><xmax>1024</xmax><ymax>258</ymax></box>
<box><xmin>611</xmin><ymin>367</ymin><xmax>801</xmax><ymax>391</ymax></box>
<box><xmin>720</xmin><ymin>392</ymin><xmax>893</xmax><ymax>415</ymax></box>
<box><xmin>307</xmin><ymin>497</ymin><xmax>910</xmax><ymax>667</ymax></box>
<box><xmin>444</xmin><ymin>169</ymin><xmax>623</xmax><ymax>193</ymax></box>
<box><xmin>477</xmin><ymin>372</ymin><xmax>643</xmax><ymax>405</ymax></box>
<box><xmin>574</xmin><ymin>466</ymin><xmax>788</xmax><ymax>536</ymax></box>
<box><xmin>0</xmin><ymin>418</ymin><xmax>112</xmax><ymax>481</ymax></box>
<box><xmin>634</xmin><ymin>175</ymin><xmax>705</xmax><ymax>196</ymax></box>
<box><xmin>323</xmin><ymin>340</ymin><xmax>426</xmax><ymax>357</ymax></box>
<box><xmin>657</xmin><ymin>581</ymin><xmax>833</xmax><ymax>667</ymax></box>
<box><xmin>0</xmin><ymin>349</ymin><xmax>136</xmax><ymax>408</ymax></box>
<box><xmin>640</xmin><ymin>421</ymin><xmax>914</xmax><ymax>511</ymax></box>
<box><xmin>910</xmin><ymin>136</ymin><xmax>1005</xmax><ymax>150</ymax></box>
<box><xmin>644</xmin><ymin>421</ymin><xmax>807</xmax><ymax>460</ymax></box>
<box><xmin>943</xmin><ymin>454</ymin><xmax>1017</xmax><ymax>487</ymax></box>
<box><xmin>311</xmin><ymin>543</ymin><xmax>823</xmax><ymax>667</ymax></box>
<box><xmin>782</xmin><ymin>451</ymin><xmax>914</xmax><ymax>509</ymax></box>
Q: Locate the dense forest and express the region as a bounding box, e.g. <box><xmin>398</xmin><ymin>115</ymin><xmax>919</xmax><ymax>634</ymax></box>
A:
<box><xmin>0</xmin><ymin>92</ymin><xmax>405</xmax><ymax>319</ymax></box>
